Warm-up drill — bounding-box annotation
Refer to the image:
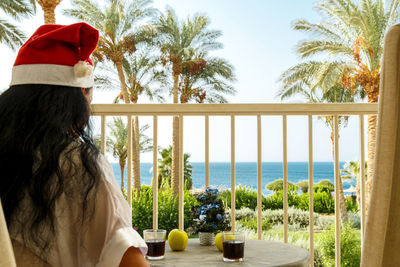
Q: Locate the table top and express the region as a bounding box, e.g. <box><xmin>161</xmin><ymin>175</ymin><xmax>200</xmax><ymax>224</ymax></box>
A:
<box><xmin>147</xmin><ymin>238</ymin><xmax>310</xmax><ymax>267</ymax></box>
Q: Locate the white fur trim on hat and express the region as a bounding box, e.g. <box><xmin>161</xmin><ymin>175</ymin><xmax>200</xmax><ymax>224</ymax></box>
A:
<box><xmin>10</xmin><ymin>64</ymin><xmax>94</xmax><ymax>88</ymax></box>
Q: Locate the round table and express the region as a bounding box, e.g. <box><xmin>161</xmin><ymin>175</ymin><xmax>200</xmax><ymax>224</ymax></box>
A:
<box><xmin>146</xmin><ymin>239</ymin><xmax>310</xmax><ymax>267</ymax></box>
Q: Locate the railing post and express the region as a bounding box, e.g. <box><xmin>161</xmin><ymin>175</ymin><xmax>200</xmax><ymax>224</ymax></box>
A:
<box><xmin>178</xmin><ymin>115</ymin><xmax>184</xmax><ymax>230</ymax></box>
<box><xmin>360</xmin><ymin>115</ymin><xmax>366</xmax><ymax>246</ymax></box>
<box><xmin>308</xmin><ymin>115</ymin><xmax>314</xmax><ymax>267</ymax></box>
<box><xmin>153</xmin><ymin>116</ymin><xmax>158</xmax><ymax>229</ymax></box>
<box><xmin>334</xmin><ymin>115</ymin><xmax>341</xmax><ymax>267</ymax></box>
<box><xmin>127</xmin><ymin>115</ymin><xmax>132</xmax><ymax>207</ymax></box>
<box><xmin>205</xmin><ymin>115</ymin><xmax>210</xmax><ymax>188</ymax></box>
<box><xmin>257</xmin><ymin>115</ymin><xmax>262</xmax><ymax>240</ymax></box>
<box><xmin>231</xmin><ymin>115</ymin><xmax>236</xmax><ymax>231</ymax></box>
<box><xmin>282</xmin><ymin>115</ymin><xmax>288</xmax><ymax>243</ymax></box>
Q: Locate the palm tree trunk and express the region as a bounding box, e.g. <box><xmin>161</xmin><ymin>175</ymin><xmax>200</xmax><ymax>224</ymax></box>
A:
<box><xmin>119</xmin><ymin>160</ymin><xmax>125</xmax><ymax>191</ymax></box>
<box><xmin>171</xmin><ymin>73</ymin><xmax>180</xmax><ymax>195</ymax></box>
<box><xmin>114</xmin><ymin>59</ymin><xmax>140</xmax><ymax>198</ymax></box>
<box><xmin>36</xmin><ymin>0</ymin><xmax>61</xmax><ymax>24</ymax></box>
<box><xmin>338</xmin><ymin>177</ymin><xmax>348</xmax><ymax>222</ymax></box>
<box><xmin>364</xmin><ymin>87</ymin><xmax>378</xmax><ymax>211</ymax></box>
<box><xmin>331</xmin><ymin>130</ymin><xmax>348</xmax><ymax>223</ymax></box>
<box><xmin>114</xmin><ymin>61</ymin><xmax>130</xmax><ymax>104</ymax></box>
<box><xmin>366</xmin><ymin>114</ymin><xmax>377</xmax><ymax>211</ymax></box>
<box><xmin>132</xmin><ymin>115</ymin><xmax>141</xmax><ymax>195</ymax></box>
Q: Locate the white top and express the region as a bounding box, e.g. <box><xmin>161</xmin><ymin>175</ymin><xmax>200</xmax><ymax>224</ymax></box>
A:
<box><xmin>10</xmin><ymin>148</ymin><xmax>147</xmax><ymax>267</ymax></box>
<box><xmin>0</xmin><ymin>200</ymin><xmax>16</xmax><ymax>267</ymax></box>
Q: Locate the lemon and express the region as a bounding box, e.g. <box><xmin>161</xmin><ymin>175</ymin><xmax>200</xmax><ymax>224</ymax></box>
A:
<box><xmin>222</xmin><ymin>232</ymin><xmax>236</xmax><ymax>241</ymax></box>
<box><xmin>168</xmin><ymin>229</ymin><xmax>188</xmax><ymax>251</ymax></box>
<box><xmin>214</xmin><ymin>233</ymin><xmax>223</xmax><ymax>252</ymax></box>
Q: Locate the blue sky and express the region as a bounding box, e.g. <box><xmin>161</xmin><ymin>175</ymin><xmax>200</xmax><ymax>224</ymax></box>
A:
<box><xmin>153</xmin><ymin>0</ymin><xmax>319</xmax><ymax>103</ymax></box>
<box><xmin>0</xmin><ymin>0</ymin><xmax>367</xmax><ymax>162</ymax></box>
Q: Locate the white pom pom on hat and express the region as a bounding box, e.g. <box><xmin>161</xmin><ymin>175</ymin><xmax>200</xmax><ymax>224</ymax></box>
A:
<box><xmin>74</xmin><ymin>61</ymin><xmax>93</xmax><ymax>78</ymax></box>
<box><xmin>10</xmin><ymin>22</ymin><xmax>99</xmax><ymax>88</ymax></box>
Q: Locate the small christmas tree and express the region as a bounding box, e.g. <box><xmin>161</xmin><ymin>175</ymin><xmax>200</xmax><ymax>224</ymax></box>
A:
<box><xmin>192</xmin><ymin>187</ymin><xmax>229</xmax><ymax>233</ymax></box>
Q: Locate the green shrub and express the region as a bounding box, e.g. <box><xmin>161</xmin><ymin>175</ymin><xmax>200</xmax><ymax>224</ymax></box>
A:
<box><xmin>238</xmin><ymin>217</ymin><xmax>271</xmax><ymax>231</ymax></box>
<box><xmin>347</xmin><ymin>211</ymin><xmax>361</xmax><ymax>229</ymax></box>
<box><xmin>297</xmin><ymin>190</ymin><xmax>335</xmax><ymax>214</ymax></box>
<box><xmin>315</xmin><ymin>216</ymin><xmax>335</xmax><ymax>230</ymax></box>
<box><xmin>264</xmin><ymin>190</ymin><xmax>300</xmax><ymax>210</ymax></box>
<box><xmin>345</xmin><ymin>195</ymin><xmax>358</xmax><ymax>212</ymax></box>
<box><xmin>131</xmin><ymin>186</ymin><xmax>153</xmax><ymax>236</ymax></box>
<box><xmin>297</xmin><ymin>192</ymin><xmax>309</xmax><ymax>211</ymax></box>
<box><xmin>232</xmin><ymin>207</ymin><xmax>256</xmax><ymax>220</ymax></box>
<box><xmin>266</xmin><ymin>179</ymin><xmax>297</xmax><ymax>192</ymax></box>
<box><xmin>314</xmin><ymin>185</ymin><xmax>332</xmax><ymax>194</ymax></box>
<box><xmin>131</xmin><ymin>185</ymin><xmax>197</xmax><ymax>236</ymax></box>
<box><xmin>317</xmin><ymin>222</ymin><xmax>361</xmax><ymax>267</ymax></box>
<box><xmin>291</xmin><ymin>235</ymin><xmax>324</xmax><ymax>267</ymax></box>
<box><xmin>218</xmin><ymin>186</ymin><xmax>262</xmax><ymax>210</ymax></box>
<box><xmin>316</xmin><ymin>180</ymin><xmax>334</xmax><ymax>192</ymax></box>
<box><xmin>296</xmin><ymin>180</ymin><xmax>309</xmax><ymax>193</ymax></box>
<box><xmin>314</xmin><ymin>191</ymin><xmax>335</xmax><ymax>214</ymax></box>
<box><xmin>236</xmin><ymin>186</ymin><xmax>259</xmax><ymax>209</ymax></box>
<box><xmin>261</xmin><ymin>207</ymin><xmax>319</xmax><ymax>228</ymax></box>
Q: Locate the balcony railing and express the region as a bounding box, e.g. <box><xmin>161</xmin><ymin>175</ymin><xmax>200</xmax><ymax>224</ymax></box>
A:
<box><xmin>91</xmin><ymin>103</ymin><xmax>378</xmax><ymax>267</ymax></box>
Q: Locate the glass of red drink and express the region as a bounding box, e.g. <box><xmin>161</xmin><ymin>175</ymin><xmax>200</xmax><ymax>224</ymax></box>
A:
<box><xmin>144</xmin><ymin>229</ymin><xmax>167</xmax><ymax>260</ymax></box>
<box><xmin>222</xmin><ymin>231</ymin><xmax>245</xmax><ymax>262</ymax></box>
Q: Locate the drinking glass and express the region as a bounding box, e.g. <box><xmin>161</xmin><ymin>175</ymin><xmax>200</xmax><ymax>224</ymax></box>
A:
<box><xmin>222</xmin><ymin>231</ymin><xmax>245</xmax><ymax>262</ymax></box>
<box><xmin>143</xmin><ymin>229</ymin><xmax>167</xmax><ymax>260</ymax></box>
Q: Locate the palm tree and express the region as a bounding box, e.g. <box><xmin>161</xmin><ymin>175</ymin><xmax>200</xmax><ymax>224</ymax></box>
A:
<box><xmin>0</xmin><ymin>0</ymin><xmax>35</xmax><ymax>50</ymax></box>
<box><xmin>95</xmin><ymin>50</ymin><xmax>168</xmax><ymax>194</ymax></box>
<box><xmin>153</xmin><ymin>8</ymin><xmax>234</xmax><ymax>194</ymax></box>
<box><xmin>278</xmin><ymin>62</ymin><xmax>360</xmax><ymax>221</ymax></box>
<box><xmin>104</xmin><ymin>117</ymin><xmax>152</xmax><ymax>191</ymax></box>
<box><xmin>123</xmin><ymin>52</ymin><xmax>169</xmax><ymax>194</ymax></box>
<box><xmin>65</xmin><ymin>0</ymin><xmax>156</xmax><ymax>195</ymax></box>
<box><xmin>157</xmin><ymin>146</ymin><xmax>193</xmax><ymax>191</ymax></box>
<box><xmin>64</xmin><ymin>0</ymin><xmax>156</xmax><ymax>103</ymax></box>
<box><xmin>178</xmin><ymin>52</ymin><xmax>236</xmax><ymax>104</ymax></box>
<box><xmin>286</xmin><ymin>0</ymin><xmax>400</xmax><ymax>207</ymax></box>
<box><xmin>35</xmin><ymin>0</ymin><xmax>61</xmax><ymax>24</ymax></box>
<box><xmin>107</xmin><ymin>117</ymin><xmax>128</xmax><ymax>191</ymax></box>
<box><xmin>316</xmin><ymin>85</ymin><xmax>358</xmax><ymax>216</ymax></box>
<box><xmin>122</xmin><ymin>51</ymin><xmax>167</xmax><ymax>104</ymax></box>
<box><xmin>341</xmin><ymin>160</ymin><xmax>368</xmax><ymax>206</ymax></box>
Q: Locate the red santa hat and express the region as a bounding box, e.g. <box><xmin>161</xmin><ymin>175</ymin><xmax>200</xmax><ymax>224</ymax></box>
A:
<box><xmin>10</xmin><ymin>22</ymin><xmax>99</xmax><ymax>88</ymax></box>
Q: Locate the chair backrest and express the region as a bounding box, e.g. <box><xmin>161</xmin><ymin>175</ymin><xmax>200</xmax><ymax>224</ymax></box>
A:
<box><xmin>361</xmin><ymin>23</ymin><xmax>400</xmax><ymax>266</ymax></box>
<box><xmin>0</xmin><ymin>200</ymin><xmax>16</xmax><ymax>267</ymax></box>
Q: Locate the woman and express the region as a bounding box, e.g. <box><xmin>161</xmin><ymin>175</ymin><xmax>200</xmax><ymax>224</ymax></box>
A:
<box><xmin>0</xmin><ymin>23</ymin><xmax>148</xmax><ymax>266</ymax></box>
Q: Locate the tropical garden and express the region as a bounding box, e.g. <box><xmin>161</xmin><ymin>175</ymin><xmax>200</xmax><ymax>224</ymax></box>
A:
<box><xmin>1</xmin><ymin>0</ymin><xmax>399</xmax><ymax>266</ymax></box>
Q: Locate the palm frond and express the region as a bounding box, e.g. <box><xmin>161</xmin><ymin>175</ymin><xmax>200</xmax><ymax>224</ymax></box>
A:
<box><xmin>297</xmin><ymin>40</ymin><xmax>353</xmax><ymax>58</ymax></box>
<box><xmin>63</xmin><ymin>0</ymin><xmax>105</xmax><ymax>29</ymax></box>
<box><xmin>0</xmin><ymin>0</ymin><xmax>35</xmax><ymax>20</ymax></box>
<box><xmin>293</xmin><ymin>19</ymin><xmax>342</xmax><ymax>42</ymax></box>
<box><xmin>0</xmin><ymin>19</ymin><xmax>26</xmax><ymax>50</ymax></box>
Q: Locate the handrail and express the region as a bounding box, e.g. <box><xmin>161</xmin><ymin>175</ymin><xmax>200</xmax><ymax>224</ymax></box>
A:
<box><xmin>91</xmin><ymin>103</ymin><xmax>378</xmax><ymax>116</ymax></box>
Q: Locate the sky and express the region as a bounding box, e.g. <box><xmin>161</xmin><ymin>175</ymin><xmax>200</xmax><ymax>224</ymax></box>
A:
<box><xmin>0</xmin><ymin>0</ymin><xmax>368</xmax><ymax>163</ymax></box>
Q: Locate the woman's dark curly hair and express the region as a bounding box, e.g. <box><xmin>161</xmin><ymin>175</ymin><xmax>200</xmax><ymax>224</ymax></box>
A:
<box><xmin>0</xmin><ymin>84</ymin><xmax>100</xmax><ymax>255</ymax></box>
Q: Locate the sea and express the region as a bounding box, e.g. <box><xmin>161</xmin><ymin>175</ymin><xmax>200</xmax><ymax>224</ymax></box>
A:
<box><xmin>111</xmin><ymin>162</ymin><xmax>357</xmax><ymax>196</ymax></box>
